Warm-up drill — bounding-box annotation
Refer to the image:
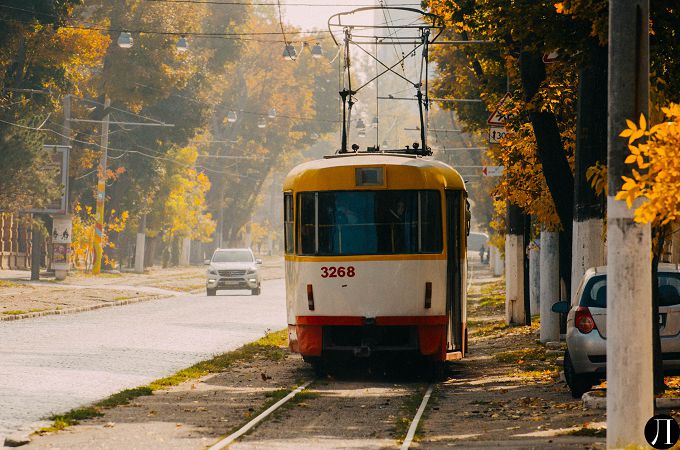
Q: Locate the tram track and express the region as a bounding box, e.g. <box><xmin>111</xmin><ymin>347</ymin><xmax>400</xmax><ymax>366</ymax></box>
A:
<box><xmin>208</xmin><ymin>374</ymin><xmax>438</xmax><ymax>450</ymax></box>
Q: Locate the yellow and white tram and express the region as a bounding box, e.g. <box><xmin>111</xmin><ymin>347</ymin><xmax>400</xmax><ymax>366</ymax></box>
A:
<box><xmin>283</xmin><ymin>152</ymin><xmax>469</xmax><ymax>366</ymax></box>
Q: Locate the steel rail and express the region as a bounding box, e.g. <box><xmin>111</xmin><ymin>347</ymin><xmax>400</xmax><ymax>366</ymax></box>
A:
<box><xmin>400</xmin><ymin>383</ymin><xmax>435</xmax><ymax>450</ymax></box>
<box><xmin>208</xmin><ymin>380</ymin><xmax>314</xmax><ymax>449</ymax></box>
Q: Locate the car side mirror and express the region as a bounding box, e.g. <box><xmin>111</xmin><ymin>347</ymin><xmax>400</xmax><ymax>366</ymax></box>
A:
<box><xmin>551</xmin><ymin>301</ymin><xmax>570</xmax><ymax>314</ymax></box>
<box><xmin>256</xmin><ymin>259</ymin><xmax>263</xmax><ymax>265</ymax></box>
<box><xmin>204</xmin><ymin>259</ymin><xmax>211</xmax><ymax>265</ymax></box>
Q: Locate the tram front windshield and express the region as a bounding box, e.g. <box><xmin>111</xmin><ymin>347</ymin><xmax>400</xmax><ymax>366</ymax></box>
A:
<box><xmin>297</xmin><ymin>190</ymin><xmax>442</xmax><ymax>256</ymax></box>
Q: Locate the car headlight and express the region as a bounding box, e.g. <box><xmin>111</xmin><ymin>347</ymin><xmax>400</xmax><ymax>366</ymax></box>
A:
<box><xmin>246</xmin><ymin>269</ymin><xmax>257</xmax><ymax>275</ymax></box>
<box><xmin>208</xmin><ymin>268</ymin><xmax>218</xmax><ymax>275</ymax></box>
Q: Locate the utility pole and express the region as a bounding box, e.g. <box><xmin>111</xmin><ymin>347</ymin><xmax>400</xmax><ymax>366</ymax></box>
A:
<box><xmin>53</xmin><ymin>94</ymin><xmax>72</xmax><ymax>281</ymax></box>
<box><xmin>607</xmin><ymin>0</ymin><xmax>651</xmax><ymax>447</ymax></box>
<box><xmin>134</xmin><ymin>214</ymin><xmax>146</xmax><ymax>273</ymax></box>
<box><xmin>93</xmin><ymin>97</ymin><xmax>110</xmax><ymax>275</ymax></box>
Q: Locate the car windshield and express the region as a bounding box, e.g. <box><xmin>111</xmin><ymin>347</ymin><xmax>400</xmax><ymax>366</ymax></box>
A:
<box><xmin>581</xmin><ymin>272</ymin><xmax>680</xmax><ymax>308</ymax></box>
<box><xmin>212</xmin><ymin>250</ymin><xmax>253</xmax><ymax>263</ymax></box>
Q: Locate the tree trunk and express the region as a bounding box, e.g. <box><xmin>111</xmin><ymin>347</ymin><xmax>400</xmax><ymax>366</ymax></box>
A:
<box><xmin>573</xmin><ymin>42</ymin><xmax>607</xmax><ymax>296</ymax></box>
<box><xmin>506</xmin><ymin>202</ymin><xmax>525</xmax><ymax>325</ymax></box>
<box><xmin>519</xmin><ymin>51</ymin><xmax>574</xmax><ymax>304</ymax></box>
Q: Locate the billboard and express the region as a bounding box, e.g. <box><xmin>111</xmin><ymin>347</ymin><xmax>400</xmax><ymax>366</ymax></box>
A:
<box><xmin>25</xmin><ymin>145</ymin><xmax>70</xmax><ymax>214</ymax></box>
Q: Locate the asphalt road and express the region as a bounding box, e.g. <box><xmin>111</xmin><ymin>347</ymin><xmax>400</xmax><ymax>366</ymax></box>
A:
<box><xmin>0</xmin><ymin>278</ymin><xmax>287</xmax><ymax>439</ymax></box>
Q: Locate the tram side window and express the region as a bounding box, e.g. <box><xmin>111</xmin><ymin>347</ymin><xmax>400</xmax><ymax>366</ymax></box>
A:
<box><xmin>298</xmin><ymin>193</ymin><xmax>316</xmax><ymax>255</ymax></box>
<box><xmin>284</xmin><ymin>193</ymin><xmax>294</xmax><ymax>254</ymax></box>
<box><xmin>420</xmin><ymin>191</ymin><xmax>443</xmax><ymax>253</ymax></box>
<box><xmin>297</xmin><ymin>190</ymin><xmax>442</xmax><ymax>256</ymax></box>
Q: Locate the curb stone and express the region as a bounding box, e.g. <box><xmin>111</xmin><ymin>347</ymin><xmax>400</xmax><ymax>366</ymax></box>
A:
<box><xmin>0</xmin><ymin>295</ymin><xmax>165</xmax><ymax>322</ymax></box>
<box><xmin>582</xmin><ymin>391</ymin><xmax>680</xmax><ymax>410</ymax></box>
<box><xmin>545</xmin><ymin>341</ymin><xmax>562</xmax><ymax>350</ymax></box>
<box><xmin>3</xmin><ymin>433</ymin><xmax>31</xmax><ymax>447</ymax></box>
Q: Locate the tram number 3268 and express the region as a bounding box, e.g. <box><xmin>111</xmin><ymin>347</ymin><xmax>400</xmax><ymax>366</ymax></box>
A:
<box><xmin>320</xmin><ymin>266</ymin><xmax>356</xmax><ymax>278</ymax></box>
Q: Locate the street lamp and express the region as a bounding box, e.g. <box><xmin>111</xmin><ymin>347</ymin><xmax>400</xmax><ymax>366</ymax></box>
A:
<box><xmin>117</xmin><ymin>32</ymin><xmax>133</xmax><ymax>49</ymax></box>
<box><xmin>176</xmin><ymin>36</ymin><xmax>189</xmax><ymax>52</ymax></box>
<box><xmin>282</xmin><ymin>44</ymin><xmax>297</xmax><ymax>61</ymax></box>
<box><xmin>311</xmin><ymin>43</ymin><xmax>323</xmax><ymax>59</ymax></box>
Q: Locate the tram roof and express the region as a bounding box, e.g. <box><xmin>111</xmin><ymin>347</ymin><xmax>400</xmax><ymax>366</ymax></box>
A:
<box><xmin>283</xmin><ymin>153</ymin><xmax>465</xmax><ymax>192</ymax></box>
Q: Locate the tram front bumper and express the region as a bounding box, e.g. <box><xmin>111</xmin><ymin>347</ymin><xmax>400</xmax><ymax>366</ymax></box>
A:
<box><xmin>289</xmin><ymin>316</ymin><xmax>448</xmax><ymax>360</ymax></box>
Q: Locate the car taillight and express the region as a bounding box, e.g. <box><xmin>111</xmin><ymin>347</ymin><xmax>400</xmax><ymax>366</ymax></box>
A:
<box><xmin>575</xmin><ymin>306</ymin><xmax>596</xmax><ymax>334</ymax></box>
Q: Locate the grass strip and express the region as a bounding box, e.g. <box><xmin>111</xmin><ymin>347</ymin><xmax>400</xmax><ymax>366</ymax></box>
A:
<box><xmin>38</xmin><ymin>329</ymin><xmax>288</xmax><ymax>434</ymax></box>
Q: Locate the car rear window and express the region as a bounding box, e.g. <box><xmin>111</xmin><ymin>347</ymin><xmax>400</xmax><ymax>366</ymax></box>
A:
<box><xmin>581</xmin><ymin>272</ymin><xmax>680</xmax><ymax>308</ymax></box>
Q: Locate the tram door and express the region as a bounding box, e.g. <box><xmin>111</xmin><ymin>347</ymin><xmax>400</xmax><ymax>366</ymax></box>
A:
<box><xmin>445</xmin><ymin>190</ymin><xmax>464</xmax><ymax>352</ymax></box>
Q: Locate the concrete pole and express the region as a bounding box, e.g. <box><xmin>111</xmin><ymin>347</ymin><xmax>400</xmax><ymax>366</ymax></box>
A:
<box><xmin>505</xmin><ymin>203</ymin><xmax>525</xmax><ymax>325</ymax></box>
<box><xmin>539</xmin><ymin>230</ymin><xmax>560</xmax><ymax>343</ymax></box>
<box><xmin>180</xmin><ymin>237</ymin><xmax>191</xmax><ymax>266</ymax></box>
<box><xmin>606</xmin><ymin>0</ymin><xmax>652</xmax><ymax>447</ymax></box>
<box><xmin>529</xmin><ymin>242</ymin><xmax>540</xmax><ymax>317</ymax></box>
<box><xmin>55</xmin><ymin>94</ymin><xmax>72</xmax><ymax>281</ymax></box>
<box><xmin>93</xmin><ymin>97</ymin><xmax>110</xmax><ymax>275</ymax></box>
<box><xmin>134</xmin><ymin>215</ymin><xmax>146</xmax><ymax>274</ymax></box>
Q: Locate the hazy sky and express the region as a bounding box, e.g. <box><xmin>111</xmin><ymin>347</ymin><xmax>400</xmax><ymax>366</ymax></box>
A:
<box><xmin>281</xmin><ymin>0</ymin><xmax>423</xmax><ymax>33</ymax></box>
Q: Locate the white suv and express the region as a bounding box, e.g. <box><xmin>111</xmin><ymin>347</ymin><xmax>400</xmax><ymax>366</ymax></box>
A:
<box><xmin>205</xmin><ymin>248</ymin><xmax>262</xmax><ymax>296</ymax></box>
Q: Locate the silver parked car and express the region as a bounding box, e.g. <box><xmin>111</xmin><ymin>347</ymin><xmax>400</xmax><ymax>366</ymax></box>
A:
<box><xmin>552</xmin><ymin>264</ymin><xmax>680</xmax><ymax>397</ymax></box>
<box><xmin>205</xmin><ymin>248</ymin><xmax>262</xmax><ymax>296</ymax></box>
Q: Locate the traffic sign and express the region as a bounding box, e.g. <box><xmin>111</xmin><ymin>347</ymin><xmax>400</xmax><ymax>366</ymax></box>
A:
<box><xmin>488</xmin><ymin>127</ymin><xmax>508</xmax><ymax>144</ymax></box>
<box><xmin>542</xmin><ymin>51</ymin><xmax>559</xmax><ymax>64</ymax></box>
<box><xmin>482</xmin><ymin>166</ymin><xmax>504</xmax><ymax>177</ymax></box>
<box><xmin>487</xmin><ymin>92</ymin><xmax>513</xmax><ymax>125</ymax></box>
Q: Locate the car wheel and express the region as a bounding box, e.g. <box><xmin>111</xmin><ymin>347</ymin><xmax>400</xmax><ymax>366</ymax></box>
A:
<box><xmin>564</xmin><ymin>349</ymin><xmax>595</xmax><ymax>398</ymax></box>
<box><xmin>251</xmin><ymin>287</ymin><xmax>261</xmax><ymax>296</ymax></box>
<box><xmin>207</xmin><ymin>288</ymin><xmax>217</xmax><ymax>297</ymax></box>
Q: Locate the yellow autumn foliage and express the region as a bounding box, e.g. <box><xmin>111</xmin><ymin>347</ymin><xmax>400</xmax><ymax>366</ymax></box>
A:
<box><xmin>158</xmin><ymin>146</ymin><xmax>216</xmax><ymax>243</ymax></box>
<box><xmin>70</xmin><ymin>201</ymin><xmax>129</xmax><ymax>270</ymax></box>
<box><xmin>616</xmin><ymin>104</ymin><xmax>680</xmax><ymax>225</ymax></box>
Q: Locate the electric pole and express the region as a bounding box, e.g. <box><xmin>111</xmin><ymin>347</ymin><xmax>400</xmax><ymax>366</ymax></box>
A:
<box><xmin>93</xmin><ymin>97</ymin><xmax>110</xmax><ymax>275</ymax></box>
<box><xmin>606</xmin><ymin>1</ymin><xmax>651</xmax><ymax>447</ymax></box>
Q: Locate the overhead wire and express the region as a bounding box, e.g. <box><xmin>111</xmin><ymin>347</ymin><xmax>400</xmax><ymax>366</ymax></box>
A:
<box><xmin>147</xmin><ymin>0</ymin><xmax>421</xmax><ymax>5</ymax></box>
<box><xmin>0</xmin><ymin>116</ymin><xmax>251</xmax><ymax>177</ymax></box>
<box><xmin>276</xmin><ymin>0</ymin><xmax>294</xmax><ymax>60</ymax></box>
